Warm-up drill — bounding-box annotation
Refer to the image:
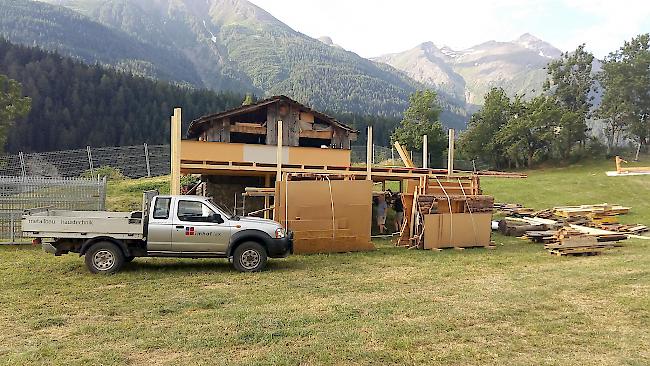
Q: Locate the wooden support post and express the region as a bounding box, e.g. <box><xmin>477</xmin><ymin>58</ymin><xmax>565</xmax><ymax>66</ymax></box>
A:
<box><xmin>447</xmin><ymin>129</ymin><xmax>455</xmax><ymax>176</ymax></box>
<box><xmin>264</xmin><ymin>174</ymin><xmax>270</xmax><ymax>219</ymax></box>
<box><xmin>366</xmin><ymin>125</ymin><xmax>373</xmax><ymax>180</ymax></box>
<box><xmin>170</xmin><ymin>107</ymin><xmax>181</xmax><ymax>195</ymax></box>
<box><xmin>276</xmin><ymin>120</ymin><xmax>283</xmax><ymax>182</ymax></box>
<box><xmin>422</xmin><ymin>134</ymin><xmax>428</xmax><ymax>169</ymax></box>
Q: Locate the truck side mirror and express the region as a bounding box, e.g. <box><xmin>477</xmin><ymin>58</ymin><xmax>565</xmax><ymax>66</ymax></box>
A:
<box><xmin>211</xmin><ymin>213</ymin><xmax>224</xmax><ymax>224</ymax></box>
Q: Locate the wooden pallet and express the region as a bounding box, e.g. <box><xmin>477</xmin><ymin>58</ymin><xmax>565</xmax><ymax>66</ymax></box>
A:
<box><xmin>548</xmin><ymin>249</ymin><xmax>603</xmax><ymax>256</ymax></box>
<box><xmin>430</xmin><ymin>244</ymin><xmax>497</xmax><ymax>251</ymax></box>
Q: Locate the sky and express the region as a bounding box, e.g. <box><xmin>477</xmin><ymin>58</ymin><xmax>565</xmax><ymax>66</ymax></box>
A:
<box><xmin>248</xmin><ymin>0</ymin><xmax>650</xmax><ymax>59</ymax></box>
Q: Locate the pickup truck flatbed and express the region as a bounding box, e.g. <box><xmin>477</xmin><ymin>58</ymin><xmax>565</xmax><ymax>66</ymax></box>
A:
<box><xmin>23</xmin><ymin>192</ymin><xmax>292</xmax><ymax>273</ymax></box>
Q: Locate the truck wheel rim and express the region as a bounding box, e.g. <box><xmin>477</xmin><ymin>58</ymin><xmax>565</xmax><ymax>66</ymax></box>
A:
<box><xmin>241</xmin><ymin>249</ymin><xmax>260</xmax><ymax>269</ymax></box>
<box><xmin>93</xmin><ymin>250</ymin><xmax>115</xmax><ymax>270</ymax></box>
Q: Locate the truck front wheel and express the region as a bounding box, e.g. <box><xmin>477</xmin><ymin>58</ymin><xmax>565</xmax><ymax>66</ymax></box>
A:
<box><xmin>232</xmin><ymin>242</ymin><xmax>267</xmax><ymax>272</ymax></box>
<box><xmin>84</xmin><ymin>241</ymin><xmax>125</xmax><ymax>274</ymax></box>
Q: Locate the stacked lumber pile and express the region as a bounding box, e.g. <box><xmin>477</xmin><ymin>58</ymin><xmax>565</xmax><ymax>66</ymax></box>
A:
<box><xmin>598</xmin><ymin>223</ymin><xmax>649</xmax><ymax>235</ymax></box>
<box><xmin>496</xmin><ymin>202</ymin><xmax>647</xmax><ymax>236</ymax></box>
<box><xmin>543</xmin><ymin>228</ymin><xmax>626</xmax><ymax>256</ymax></box>
<box><xmin>395</xmin><ymin>176</ymin><xmax>494</xmax><ymax>250</ymax></box>
<box><xmin>553</xmin><ymin>204</ymin><xmax>630</xmax><ymax>217</ymax></box>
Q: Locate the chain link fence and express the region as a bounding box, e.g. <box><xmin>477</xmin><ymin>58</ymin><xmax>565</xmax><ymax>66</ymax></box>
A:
<box><xmin>0</xmin><ymin>144</ymin><xmax>171</xmax><ymax>178</ymax></box>
<box><xmin>0</xmin><ymin>176</ymin><xmax>106</xmax><ymax>242</ymax></box>
<box><xmin>351</xmin><ymin>145</ymin><xmax>491</xmax><ymax>171</ymax></box>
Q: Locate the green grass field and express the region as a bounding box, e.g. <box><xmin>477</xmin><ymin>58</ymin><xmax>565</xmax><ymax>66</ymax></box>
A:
<box><xmin>1</xmin><ymin>157</ymin><xmax>649</xmax><ymax>365</ymax></box>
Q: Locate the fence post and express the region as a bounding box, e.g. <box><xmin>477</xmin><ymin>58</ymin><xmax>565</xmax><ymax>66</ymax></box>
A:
<box><xmin>18</xmin><ymin>152</ymin><xmax>26</xmax><ymax>177</ymax></box>
<box><xmin>144</xmin><ymin>143</ymin><xmax>151</xmax><ymax>178</ymax></box>
<box><xmin>10</xmin><ymin>211</ymin><xmax>15</xmax><ymax>243</ymax></box>
<box><xmin>86</xmin><ymin>146</ymin><xmax>94</xmax><ymax>173</ymax></box>
<box><xmin>99</xmin><ymin>176</ymin><xmax>107</xmax><ymax>211</ymax></box>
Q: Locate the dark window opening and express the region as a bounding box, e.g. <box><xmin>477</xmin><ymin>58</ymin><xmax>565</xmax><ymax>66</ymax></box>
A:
<box><xmin>299</xmin><ymin>137</ymin><xmax>333</xmax><ymax>148</ymax></box>
<box><xmin>233</xmin><ymin>107</ymin><xmax>268</xmax><ymax>123</ymax></box>
<box><xmin>231</xmin><ymin>132</ymin><xmax>266</xmax><ymax>144</ymax></box>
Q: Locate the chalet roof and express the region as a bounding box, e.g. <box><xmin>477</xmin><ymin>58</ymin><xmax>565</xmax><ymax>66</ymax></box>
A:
<box><xmin>187</xmin><ymin>95</ymin><xmax>357</xmax><ymax>138</ymax></box>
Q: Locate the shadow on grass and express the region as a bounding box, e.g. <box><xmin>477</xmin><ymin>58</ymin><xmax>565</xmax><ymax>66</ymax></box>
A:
<box><xmin>120</xmin><ymin>256</ymin><xmax>302</xmax><ymax>274</ymax></box>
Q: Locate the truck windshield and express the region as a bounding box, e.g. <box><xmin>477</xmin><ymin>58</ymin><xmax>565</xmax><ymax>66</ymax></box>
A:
<box><xmin>207</xmin><ymin>199</ymin><xmax>234</xmax><ymax>219</ymax></box>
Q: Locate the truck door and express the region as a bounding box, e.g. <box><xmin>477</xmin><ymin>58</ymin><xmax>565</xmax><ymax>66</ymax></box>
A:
<box><xmin>172</xmin><ymin>199</ymin><xmax>231</xmax><ymax>253</ymax></box>
<box><xmin>147</xmin><ymin>197</ymin><xmax>173</xmax><ymax>251</ymax></box>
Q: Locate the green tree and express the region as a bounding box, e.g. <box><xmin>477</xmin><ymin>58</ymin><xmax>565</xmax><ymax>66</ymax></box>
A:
<box><xmin>242</xmin><ymin>93</ymin><xmax>254</xmax><ymax>106</ymax></box>
<box><xmin>544</xmin><ymin>44</ymin><xmax>595</xmax><ymax>115</ymax></box>
<box><xmin>495</xmin><ymin>96</ymin><xmax>558</xmax><ymax>168</ymax></box>
<box><xmin>391</xmin><ymin>90</ymin><xmax>446</xmax><ymax>167</ymax></box>
<box><xmin>598</xmin><ymin>34</ymin><xmax>650</xmax><ymax>152</ymax></box>
<box><xmin>0</xmin><ymin>74</ymin><xmax>31</xmax><ymax>151</ymax></box>
<box><xmin>457</xmin><ymin>88</ymin><xmax>512</xmax><ymax>168</ymax></box>
<box><xmin>544</xmin><ymin>44</ymin><xmax>594</xmax><ymax>156</ymax></box>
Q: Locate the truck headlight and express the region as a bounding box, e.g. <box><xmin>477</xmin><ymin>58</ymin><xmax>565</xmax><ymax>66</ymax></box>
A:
<box><xmin>275</xmin><ymin>228</ymin><xmax>286</xmax><ymax>238</ymax></box>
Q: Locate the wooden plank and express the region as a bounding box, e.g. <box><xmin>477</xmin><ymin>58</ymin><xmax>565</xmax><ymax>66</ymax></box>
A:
<box><xmin>170</xmin><ymin>108</ymin><xmax>181</xmax><ymax>195</ymax></box>
<box><xmin>230</xmin><ymin>123</ymin><xmax>267</xmax><ymax>134</ymax></box>
<box><xmin>299</xmin><ymin>129</ymin><xmax>333</xmax><ymax>139</ymax></box>
<box><xmin>393</xmin><ymin>141</ymin><xmax>414</xmax><ymax>168</ymax></box>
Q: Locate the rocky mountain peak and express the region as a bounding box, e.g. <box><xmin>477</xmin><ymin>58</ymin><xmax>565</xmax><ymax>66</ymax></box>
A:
<box><xmin>318</xmin><ymin>36</ymin><xmax>334</xmax><ymax>45</ymax></box>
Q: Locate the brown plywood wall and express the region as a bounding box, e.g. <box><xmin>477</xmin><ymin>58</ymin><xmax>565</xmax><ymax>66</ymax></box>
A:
<box><xmin>275</xmin><ymin>180</ymin><xmax>375</xmax><ymax>254</ymax></box>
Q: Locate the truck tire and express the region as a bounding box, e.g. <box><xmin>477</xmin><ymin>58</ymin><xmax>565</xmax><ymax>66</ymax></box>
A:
<box><xmin>232</xmin><ymin>241</ymin><xmax>267</xmax><ymax>272</ymax></box>
<box><xmin>84</xmin><ymin>241</ymin><xmax>125</xmax><ymax>274</ymax></box>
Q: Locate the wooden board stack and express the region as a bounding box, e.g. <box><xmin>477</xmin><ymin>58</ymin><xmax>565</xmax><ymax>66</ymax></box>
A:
<box><xmin>394</xmin><ymin>176</ymin><xmax>494</xmax><ymax>250</ymax></box>
<box><xmin>520</xmin><ymin>227</ymin><xmax>627</xmax><ymax>256</ymax></box>
<box><xmin>496</xmin><ymin>202</ymin><xmax>647</xmax><ymax>236</ymax></box>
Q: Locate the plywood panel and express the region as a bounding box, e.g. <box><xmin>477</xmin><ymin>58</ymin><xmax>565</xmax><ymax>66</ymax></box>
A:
<box><xmin>287</xmin><ymin>147</ymin><xmax>350</xmax><ymax>166</ymax></box>
<box><xmin>276</xmin><ymin>180</ymin><xmax>373</xmax><ymax>254</ymax></box>
<box><xmin>181</xmin><ymin>140</ymin><xmax>244</xmax><ymax>162</ymax></box>
<box><xmin>182</xmin><ymin>141</ymin><xmax>350</xmax><ymax>167</ymax></box>
<box><xmin>244</xmin><ymin>145</ymin><xmax>289</xmax><ymax>164</ymax></box>
<box><xmin>423</xmin><ymin>213</ymin><xmax>492</xmax><ymax>249</ymax></box>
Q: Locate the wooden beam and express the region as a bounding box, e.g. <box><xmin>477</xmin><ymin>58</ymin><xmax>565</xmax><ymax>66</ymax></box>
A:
<box><xmin>299</xmin><ymin>129</ymin><xmax>333</xmax><ymax>139</ymax></box>
<box><xmin>447</xmin><ymin>129</ymin><xmax>455</xmax><ymax>176</ymax></box>
<box><xmin>264</xmin><ymin>174</ymin><xmax>271</xmax><ymax>219</ymax></box>
<box><xmin>276</xmin><ymin>120</ymin><xmax>283</xmax><ymax>182</ymax></box>
<box><xmin>422</xmin><ymin>134</ymin><xmax>428</xmax><ymax>169</ymax></box>
<box><xmin>170</xmin><ymin>108</ymin><xmax>181</xmax><ymax>195</ymax></box>
<box><xmin>393</xmin><ymin>141</ymin><xmax>414</xmax><ymax>168</ymax></box>
<box><xmin>230</xmin><ymin>123</ymin><xmax>267</xmax><ymax>135</ymax></box>
<box><xmin>366</xmin><ymin>126</ymin><xmax>373</xmax><ymax>180</ymax></box>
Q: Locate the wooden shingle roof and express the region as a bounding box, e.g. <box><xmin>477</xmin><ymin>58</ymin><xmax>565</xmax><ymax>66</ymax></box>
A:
<box><xmin>187</xmin><ymin>95</ymin><xmax>357</xmax><ymax>138</ymax></box>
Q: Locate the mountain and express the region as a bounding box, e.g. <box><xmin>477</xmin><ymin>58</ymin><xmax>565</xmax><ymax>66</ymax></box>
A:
<box><xmin>0</xmin><ymin>0</ymin><xmax>472</xmax><ymax>126</ymax></box>
<box><xmin>374</xmin><ymin>33</ymin><xmax>563</xmax><ymax>105</ymax></box>
<box><xmin>0</xmin><ymin>38</ymin><xmax>243</xmax><ymax>152</ymax></box>
<box><xmin>0</xmin><ymin>0</ymin><xmax>206</xmax><ymax>86</ymax></box>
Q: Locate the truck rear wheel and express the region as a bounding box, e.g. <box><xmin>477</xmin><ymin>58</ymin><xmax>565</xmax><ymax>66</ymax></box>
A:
<box><xmin>232</xmin><ymin>241</ymin><xmax>267</xmax><ymax>272</ymax></box>
<box><xmin>84</xmin><ymin>241</ymin><xmax>125</xmax><ymax>274</ymax></box>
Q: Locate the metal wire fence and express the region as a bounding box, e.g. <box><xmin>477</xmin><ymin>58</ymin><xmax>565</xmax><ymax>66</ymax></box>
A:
<box><xmin>0</xmin><ymin>176</ymin><xmax>106</xmax><ymax>242</ymax></box>
<box><xmin>350</xmin><ymin>145</ymin><xmax>490</xmax><ymax>171</ymax></box>
<box><xmin>0</xmin><ymin>144</ymin><xmax>170</xmax><ymax>178</ymax></box>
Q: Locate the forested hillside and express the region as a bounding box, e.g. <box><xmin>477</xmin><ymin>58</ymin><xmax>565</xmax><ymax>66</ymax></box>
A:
<box><xmin>5</xmin><ymin>0</ymin><xmax>468</xmax><ymax>126</ymax></box>
<box><xmin>0</xmin><ymin>0</ymin><xmax>203</xmax><ymax>86</ymax></box>
<box><xmin>0</xmin><ymin>38</ymin><xmax>410</xmax><ymax>152</ymax></box>
<box><xmin>0</xmin><ymin>38</ymin><xmax>243</xmax><ymax>152</ymax></box>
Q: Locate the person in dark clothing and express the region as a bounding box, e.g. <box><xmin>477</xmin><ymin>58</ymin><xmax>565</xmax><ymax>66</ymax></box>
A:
<box><xmin>391</xmin><ymin>191</ymin><xmax>404</xmax><ymax>233</ymax></box>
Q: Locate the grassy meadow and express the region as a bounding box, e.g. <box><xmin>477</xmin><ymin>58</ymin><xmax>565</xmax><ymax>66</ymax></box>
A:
<box><xmin>1</xmin><ymin>156</ymin><xmax>649</xmax><ymax>365</ymax></box>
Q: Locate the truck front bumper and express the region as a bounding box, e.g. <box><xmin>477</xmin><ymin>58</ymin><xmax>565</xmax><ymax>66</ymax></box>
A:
<box><xmin>267</xmin><ymin>231</ymin><xmax>293</xmax><ymax>258</ymax></box>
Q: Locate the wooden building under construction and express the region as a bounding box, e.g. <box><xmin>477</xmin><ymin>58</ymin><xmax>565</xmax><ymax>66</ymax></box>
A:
<box><xmin>173</xmin><ymin>96</ymin><xmax>495</xmax><ymax>254</ymax></box>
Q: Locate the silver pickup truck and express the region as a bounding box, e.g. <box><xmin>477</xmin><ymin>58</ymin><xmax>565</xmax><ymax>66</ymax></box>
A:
<box><xmin>22</xmin><ymin>192</ymin><xmax>293</xmax><ymax>274</ymax></box>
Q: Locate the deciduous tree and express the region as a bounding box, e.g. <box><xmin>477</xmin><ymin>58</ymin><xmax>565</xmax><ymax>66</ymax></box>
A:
<box><xmin>0</xmin><ymin>74</ymin><xmax>30</xmax><ymax>151</ymax></box>
<box><xmin>391</xmin><ymin>90</ymin><xmax>446</xmax><ymax>167</ymax></box>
